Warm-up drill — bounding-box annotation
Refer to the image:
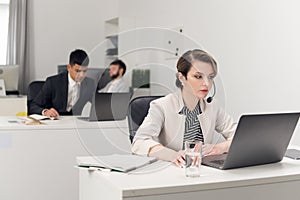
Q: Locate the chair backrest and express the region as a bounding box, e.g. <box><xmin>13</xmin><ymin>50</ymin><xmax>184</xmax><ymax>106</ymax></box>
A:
<box><xmin>97</xmin><ymin>68</ymin><xmax>111</xmax><ymax>91</ymax></box>
<box><xmin>27</xmin><ymin>81</ymin><xmax>45</xmax><ymax>114</ymax></box>
<box><xmin>57</xmin><ymin>65</ymin><xmax>68</xmax><ymax>74</ymax></box>
<box><xmin>127</xmin><ymin>96</ymin><xmax>163</xmax><ymax>143</ymax></box>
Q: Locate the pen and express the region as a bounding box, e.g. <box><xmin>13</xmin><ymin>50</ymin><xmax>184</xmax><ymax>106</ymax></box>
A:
<box><xmin>77</xmin><ymin>165</ymin><xmax>111</xmax><ymax>172</ymax></box>
<box><xmin>27</xmin><ymin>116</ymin><xmax>44</xmax><ymax>124</ymax></box>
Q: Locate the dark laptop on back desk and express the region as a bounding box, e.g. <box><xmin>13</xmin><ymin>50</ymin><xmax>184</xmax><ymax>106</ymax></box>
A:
<box><xmin>78</xmin><ymin>92</ymin><xmax>132</xmax><ymax>121</ymax></box>
<box><xmin>202</xmin><ymin>112</ymin><xmax>300</xmax><ymax>170</ymax></box>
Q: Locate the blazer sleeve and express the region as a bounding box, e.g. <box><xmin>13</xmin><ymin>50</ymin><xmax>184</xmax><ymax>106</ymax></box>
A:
<box><xmin>83</xmin><ymin>78</ymin><xmax>96</xmax><ymax>102</ymax></box>
<box><xmin>215</xmin><ymin>106</ymin><xmax>237</xmax><ymax>140</ymax></box>
<box><xmin>131</xmin><ymin>100</ymin><xmax>165</xmax><ymax>156</ymax></box>
<box><xmin>72</xmin><ymin>78</ymin><xmax>96</xmax><ymax>115</ymax></box>
<box><xmin>29</xmin><ymin>77</ymin><xmax>53</xmax><ymax>115</ymax></box>
<box><xmin>88</xmin><ymin>79</ymin><xmax>96</xmax><ymax>102</ymax></box>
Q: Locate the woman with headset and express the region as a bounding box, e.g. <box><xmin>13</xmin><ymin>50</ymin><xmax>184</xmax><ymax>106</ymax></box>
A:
<box><xmin>131</xmin><ymin>49</ymin><xmax>237</xmax><ymax>167</ymax></box>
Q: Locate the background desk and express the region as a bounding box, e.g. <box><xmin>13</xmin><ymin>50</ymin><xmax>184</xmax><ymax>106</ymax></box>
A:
<box><xmin>0</xmin><ymin>95</ymin><xmax>27</xmax><ymax>115</ymax></box>
<box><xmin>79</xmin><ymin>158</ymin><xmax>300</xmax><ymax>200</ymax></box>
<box><xmin>0</xmin><ymin>116</ymin><xmax>131</xmax><ymax>200</ymax></box>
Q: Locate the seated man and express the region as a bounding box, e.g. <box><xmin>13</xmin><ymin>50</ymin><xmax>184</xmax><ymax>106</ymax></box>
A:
<box><xmin>29</xmin><ymin>49</ymin><xmax>96</xmax><ymax>118</ymax></box>
<box><xmin>98</xmin><ymin>59</ymin><xmax>129</xmax><ymax>93</ymax></box>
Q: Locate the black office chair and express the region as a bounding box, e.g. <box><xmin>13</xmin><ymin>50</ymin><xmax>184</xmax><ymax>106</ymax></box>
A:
<box><xmin>27</xmin><ymin>81</ymin><xmax>45</xmax><ymax>114</ymax></box>
<box><xmin>127</xmin><ymin>96</ymin><xmax>163</xmax><ymax>143</ymax></box>
<box><xmin>57</xmin><ymin>65</ymin><xmax>68</xmax><ymax>74</ymax></box>
<box><xmin>97</xmin><ymin>68</ymin><xmax>111</xmax><ymax>91</ymax></box>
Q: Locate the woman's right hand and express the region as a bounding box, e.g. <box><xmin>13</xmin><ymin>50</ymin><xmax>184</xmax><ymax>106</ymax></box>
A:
<box><xmin>202</xmin><ymin>141</ymin><xmax>231</xmax><ymax>156</ymax></box>
<box><xmin>148</xmin><ymin>145</ymin><xmax>186</xmax><ymax>167</ymax></box>
<box><xmin>172</xmin><ymin>150</ymin><xmax>186</xmax><ymax>167</ymax></box>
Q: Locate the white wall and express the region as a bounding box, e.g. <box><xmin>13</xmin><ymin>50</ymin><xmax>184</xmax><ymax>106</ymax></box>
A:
<box><xmin>183</xmin><ymin>0</ymin><xmax>300</xmax><ymax>120</ymax></box>
<box><xmin>27</xmin><ymin>0</ymin><xmax>118</xmax><ymax>81</ymax></box>
<box><xmin>117</xmin><ymin>1</ymin><xmax>187</xmax><ymax>96</ymax></box>
<box><xmin>118</xmin><ymin>0</ymin><xmax>300</xmax><ymax>120</ymax></box>
<box><xmin>117</xmin><ymin>0</ymin><xmax>300</xmax><ymax>147</ymax></box>
<box><xmin>27</xmin><ymin>0</ymin><xmax>300</xmax><ymax>142</ymax></box>
<box><xmin>0</xmin><ymin>3</ymin><xmax>9</xmax><ymax>65</ymax></box>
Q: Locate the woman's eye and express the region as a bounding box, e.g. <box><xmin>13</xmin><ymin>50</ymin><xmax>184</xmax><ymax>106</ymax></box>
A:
<box><xmin>194</xmin><ymin>75</ymin><xmax>202</xmax><ymax>79</ymax></box>
<box><xmin>209</xmin><ymin>76</ymin><xmax>215</xmax><ymax>80</ymax></box>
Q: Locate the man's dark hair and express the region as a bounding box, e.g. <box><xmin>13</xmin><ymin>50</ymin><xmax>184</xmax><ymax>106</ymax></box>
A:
<box><xmin>69</xmin><ymin>49</ymin><xmax>89</xmax><ymax>66</ymax></box>
<box><xmin>110</xmin><ymin>59</ymin><xmax>126</xmax><ymax>75</ymax></box>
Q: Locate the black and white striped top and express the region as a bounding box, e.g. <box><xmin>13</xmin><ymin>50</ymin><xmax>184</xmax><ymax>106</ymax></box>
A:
<box><xmin>179</xmin><ymin>103</ymin><xmax>204</xmax><ymax>144</ymax></box>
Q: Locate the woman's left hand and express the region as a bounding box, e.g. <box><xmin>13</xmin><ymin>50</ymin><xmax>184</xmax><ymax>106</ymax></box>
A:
<box><xmin>202</xmin><ymin>140</ymin><xmax>232</xmax><ymax>156</ymax></box>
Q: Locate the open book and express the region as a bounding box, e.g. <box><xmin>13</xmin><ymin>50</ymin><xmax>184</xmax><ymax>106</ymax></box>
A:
<box><xmin>29</xmin><ymin>114</ymin><xmax>57</xmax><ymax>120</ymax></box>
<box><xmin>77</xmin><ymin>154</ymin><xmax>157</xmax><ymax>173</ymax></box>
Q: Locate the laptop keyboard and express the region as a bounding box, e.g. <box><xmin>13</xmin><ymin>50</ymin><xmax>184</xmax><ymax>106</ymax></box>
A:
<box><xmin>211</xmin><ymin>159</ymin><xmax>225</xmax><ymax>165</ymax></box>
<box><xmin>77</xmin><ymin>117</ymin><xmax>90</xmax><ymax>121</ymax></box>
<box><xmin>202</xmin><ymin>154</ymin><xmax>227</xmax><ymax>169</ymax></box>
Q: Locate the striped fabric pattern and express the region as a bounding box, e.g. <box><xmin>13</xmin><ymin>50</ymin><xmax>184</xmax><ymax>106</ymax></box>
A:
<box><xmin>179</xmin><ymin>103</ymin><xmax>204</xmax><ymax>144</ymax></box>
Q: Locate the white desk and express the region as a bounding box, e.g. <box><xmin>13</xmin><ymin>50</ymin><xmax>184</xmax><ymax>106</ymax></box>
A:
<box><xmin>1</xmin><ymin>115</ymin><xmax>300</xmax><ymax>200</ymax></box>
<box><xmin>79</xmin><ymin>158</ymin><xmax>300</xmax><ymax>200</ymax></box>
<box><xmin>0</xmin><ymin>116</ymin><xmax>131</xmax><ymax>200</ymax></box>
<box><xmin>0</xmin><ymin>95</ymin><xmax>27</xmax><ymax>115</ymax></box>
<box><xmin>0</xmin><ymin>115</ymin><xmax>128</xmax><ymax>130</ymax></box>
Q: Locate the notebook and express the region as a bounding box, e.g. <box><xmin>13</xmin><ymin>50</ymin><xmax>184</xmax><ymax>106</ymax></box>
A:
<box><xmin>202</xmin><ymin>112</ymin><xmax>300</xmax><ymax>170</ymax></box>
<box><xmin>29</xmin><ymin>114</ymin><xmax>56</xmax><ymax>120</ymax></box>
<box><xmin>77</xmin><ymin>154</ymin><xmax>157</xmax><ymax>173</ymax></box>
<box><xmin>285</xmin><ymin>149</ymin><xmax>300</xmax><ymax>160</ymax></box>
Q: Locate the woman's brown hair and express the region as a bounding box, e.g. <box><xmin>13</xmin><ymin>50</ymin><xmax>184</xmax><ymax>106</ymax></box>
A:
<box><xmin>176</xmin><ymin>49</ymin><xmax>217</xmax><ymax>87</ymax></box>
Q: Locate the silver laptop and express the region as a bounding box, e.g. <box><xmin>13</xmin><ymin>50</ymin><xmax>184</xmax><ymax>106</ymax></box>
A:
<box><xmin>202</xmin><ymin>112</ymin><xmax>300</xmax><ymax>170</ymax></box>
<box><xmin>78</xmin><ymin>92</ymin><xmax>132</xmax><ymax>121</ymax></box>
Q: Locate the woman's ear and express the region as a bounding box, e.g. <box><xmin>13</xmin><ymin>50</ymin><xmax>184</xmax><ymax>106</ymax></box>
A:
<box><xmin>177</xmin><ymin>72</ymin><xmax>186</xmax><ymax>83</ymax></box>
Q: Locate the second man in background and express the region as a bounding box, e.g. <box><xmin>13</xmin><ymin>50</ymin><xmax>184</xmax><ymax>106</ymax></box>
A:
<box><xmin>98</xmin><ymin>59</ymin><xmax>129</xmax><ymax>93</ymax></box>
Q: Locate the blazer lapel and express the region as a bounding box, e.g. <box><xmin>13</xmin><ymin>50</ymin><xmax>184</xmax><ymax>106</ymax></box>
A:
<box><xmin>81</xmin><ymin>79</ymin><xmax>87</xmax><ymax>99</ymax></box>
<box><xmin>77</xmin><ymin>78</ymin><xmax>88</xmax><ymax>102</ymax></box>
<box><xmin>61</xmin><ymin>73</ymin><xmax>68</xmax><ymax>111</ymax></box>
<box><xmin>175</xmin><ymin>114</ymin><xmax>186</xmax><ymax>150</ymax></box>
<box><xmin>198</xmin><ymin>99</ymin><xmax>210</xmax><ymax>142</ymax></box>
<box><xmin>173</xmin><ymin>90</ymin><xmax>186</xmax><ymax>150</ymax></box>
<box><xmin>198</xmin><ymin>112</ymin><xmax>209</xmax><ymax>142</ymax></box>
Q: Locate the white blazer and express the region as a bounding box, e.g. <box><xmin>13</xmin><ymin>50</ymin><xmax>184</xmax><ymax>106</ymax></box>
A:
<box><xmin>131</xmin><ymin>90</ymin><xmax>237</xmax><ymax>155</ymax></box>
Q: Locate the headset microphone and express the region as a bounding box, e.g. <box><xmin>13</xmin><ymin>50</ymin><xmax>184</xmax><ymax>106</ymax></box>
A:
<box><xmin>206</xmin><ymin>81</ymin><xmax>216</xmax><ymax>103</ymax></box>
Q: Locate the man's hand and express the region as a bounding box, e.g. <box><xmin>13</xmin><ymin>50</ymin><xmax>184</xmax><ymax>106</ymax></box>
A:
<box><xmin>43</xmin><ymin>108</ymin><xmax>59</xmax><ymax>118</ymax></box>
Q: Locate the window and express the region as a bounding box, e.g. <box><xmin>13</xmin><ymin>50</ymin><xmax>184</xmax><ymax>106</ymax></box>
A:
<box><xmin>0</xmin><ymin>0</ymin><xmax>9</xmax><ymax>65</ymax></box>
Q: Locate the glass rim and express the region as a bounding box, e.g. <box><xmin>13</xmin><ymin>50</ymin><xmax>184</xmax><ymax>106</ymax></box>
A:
<box><xmin>184</xmin><ymin>140</ymin><xmax>203</xmax><ymax>144</ymax></box>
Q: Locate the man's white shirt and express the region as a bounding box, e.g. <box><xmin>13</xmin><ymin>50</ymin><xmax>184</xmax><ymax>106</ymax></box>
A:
<box><xmin>99</xmin><ymin>77</ymin><xmax>128</xmax><ymax>93</ymax></box>
<box><xmin>66</xmin><ymin>73</ymin><xmax>80</xmax><ymax>111</ymax></box>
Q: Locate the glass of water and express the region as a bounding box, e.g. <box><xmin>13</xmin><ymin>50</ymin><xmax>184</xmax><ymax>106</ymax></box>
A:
<box><xmin>185</xmin><ymin>141</ymin><xmax>202</xmax><ymax>177</ymax></box>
